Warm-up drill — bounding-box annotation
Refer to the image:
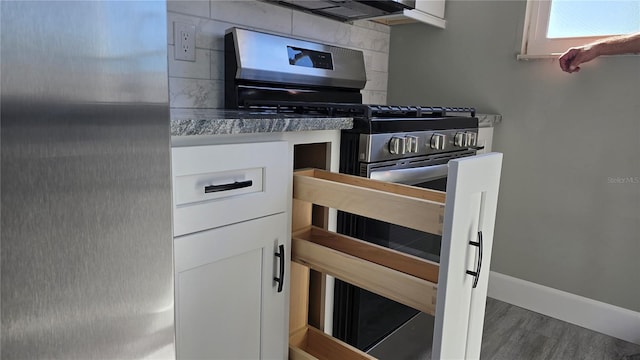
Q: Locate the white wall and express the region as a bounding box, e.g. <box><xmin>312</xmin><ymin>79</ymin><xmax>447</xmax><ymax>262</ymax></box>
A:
<box><xmin>388</xmin><ymin>0</ymin><xmax>640</xmax><ymax>312</ymax></box>
<box><xmin>167</xmin><ymin>0</ymin><xmax>391</xmax><ymax>108</ymax></box>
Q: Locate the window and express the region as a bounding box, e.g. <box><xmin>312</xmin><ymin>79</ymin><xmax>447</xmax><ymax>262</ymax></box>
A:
<box><xmin>519</xmin><ymin>0</ymin><xmax>640</xmax><ymax>59</ymax></box>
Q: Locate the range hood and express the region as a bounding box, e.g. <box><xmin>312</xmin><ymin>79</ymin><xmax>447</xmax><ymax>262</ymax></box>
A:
<box><xmin>265</xmin><ymin>0</ymin><xmax>416</xmax><ymax>22</ymax></box>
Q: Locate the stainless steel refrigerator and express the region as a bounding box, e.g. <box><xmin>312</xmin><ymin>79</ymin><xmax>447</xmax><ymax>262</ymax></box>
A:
<box><xmin>1</xmin><ymin>1</ymin><xmax>175</xmax><ymax>358</ymax></box>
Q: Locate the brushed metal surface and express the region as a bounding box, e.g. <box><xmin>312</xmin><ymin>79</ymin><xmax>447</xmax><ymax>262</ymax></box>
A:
<box><xmin>1</xmin><ymin>1</ymin><xmax>174</xmax><ymax>359</ymax></box>
<box><xmin>370</xmin><ymin>164</ymin><xmax>449</xmax><ymax>185</ymax></box>
<box><xmin>229</xmin><ymin>27</ymin><xmax>367</xmax><ymax>89</ymax></box>
<box><xmin>358</xmin><ymin>129</ymin><xmax>478</xmax><ymax>163</ymax></box>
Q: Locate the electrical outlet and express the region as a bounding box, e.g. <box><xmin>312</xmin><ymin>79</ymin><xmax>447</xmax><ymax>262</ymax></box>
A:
<box><xmin>174</xmin><ymin>22</ymin><xmax>196</xmax><ymax>61</ymax></box>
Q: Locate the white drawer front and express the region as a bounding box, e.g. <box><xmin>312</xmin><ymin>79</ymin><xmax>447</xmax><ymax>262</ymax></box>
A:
<box><xmin>172</xmin><ymin>141</ymin><xmax>288</xmax><ymax>236</ymax></box>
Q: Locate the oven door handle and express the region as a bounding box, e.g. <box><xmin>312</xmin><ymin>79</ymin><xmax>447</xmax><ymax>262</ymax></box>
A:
<box><xmin>369</xmin><ymin>164</ymin><xmax>448</xmax><ymax>185</ymax></box>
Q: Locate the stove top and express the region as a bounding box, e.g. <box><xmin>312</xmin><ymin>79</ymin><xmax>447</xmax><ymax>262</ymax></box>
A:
<box><xmin>242</xmin><ymin>100</ymin><xmax>478</xmax><ymax>133</ymax></box>
<box><xmin>243</xmin><ymin>100</ymin><xmax>474</xmax><ymax>118</ymax></box>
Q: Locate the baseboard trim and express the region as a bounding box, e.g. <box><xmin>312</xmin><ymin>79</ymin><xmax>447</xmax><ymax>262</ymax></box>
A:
<box><xmin>487</xmin><ymin>271</ymin><xmax>640</xmax><ymax>345</ymax></box>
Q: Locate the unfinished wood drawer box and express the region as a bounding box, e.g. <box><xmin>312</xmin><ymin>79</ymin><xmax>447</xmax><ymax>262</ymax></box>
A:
<box><xmin>290</xmin><ymin>153</ymin><xmax>503</xmax><ymax>360</ymax></box>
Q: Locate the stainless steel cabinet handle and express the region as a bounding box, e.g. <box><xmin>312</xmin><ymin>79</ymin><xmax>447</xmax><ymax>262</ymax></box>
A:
<box><xmin>370</xmin><ymin>164</ymin><xmax>448</xmax><ymax>185</ymax></box>
<box><xmin>204</xmin><ymin>180</ymin><xmax>252</xmax><ymax>193</ymax></box>
<box><xmin>274</xmin><ymin>244</ymin><xmax>285</xmax><ymax>293</ymax></box>
<box><xmin>466</xmin><ymin>231</ymin><xmax>483</xmax><ymax>289</ymax></box>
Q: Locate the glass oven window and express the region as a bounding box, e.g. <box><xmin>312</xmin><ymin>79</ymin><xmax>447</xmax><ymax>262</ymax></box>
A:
<box><xmin>363</xmin><ymin>217</ymin><xmax>440</xmax><ymax>263</ymax></box>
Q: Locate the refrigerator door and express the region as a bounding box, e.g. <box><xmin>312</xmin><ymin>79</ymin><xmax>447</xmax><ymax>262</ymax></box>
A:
<box><xmin>1</xmin><ymin>1</ymin><xmax>174</xmax><ymax>359</ymax></box>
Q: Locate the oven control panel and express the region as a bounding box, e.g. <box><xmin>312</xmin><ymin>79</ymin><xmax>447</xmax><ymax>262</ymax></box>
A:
<box><xmin>454</xmin><ymin>131</ymin><xmax>477</xmax><ymax>147</ymax></box>
<box><xmin>359</xmin><ymin>129</ymin><xmax>479</xmax><ymax>163</ymax></box>
<box><xmin>389</xmin><ymin>135</ymin><xmax>421</xmax><ymax>155</ymax></box>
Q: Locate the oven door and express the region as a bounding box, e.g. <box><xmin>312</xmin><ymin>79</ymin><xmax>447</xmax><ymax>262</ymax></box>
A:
<box><xmin>333</xmin><ymin>151</ymin><xmax>475</xmax><ymax>354</ymax></box>
<box><xmin>366</xmin><ymin>150</ymin><xmax>476</xmax><ymax>186</ymax></box>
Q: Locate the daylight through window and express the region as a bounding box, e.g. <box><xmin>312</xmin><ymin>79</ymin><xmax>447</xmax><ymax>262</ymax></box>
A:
<box><xmin>520</xmin><ymin>0</ymin><xmax>640</xmax><ymax>58</ymax></box>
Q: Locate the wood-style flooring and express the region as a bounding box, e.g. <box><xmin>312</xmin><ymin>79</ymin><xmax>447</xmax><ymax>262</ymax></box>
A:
<box><xmin>367</xmin><ymin>297</ymin><xmax>640</xmax><ymax>359</ymax></box>
<box><xmin>481</xmin><ymin>297</ymin><xmax>640</xmax><ymax>360</ymax></box>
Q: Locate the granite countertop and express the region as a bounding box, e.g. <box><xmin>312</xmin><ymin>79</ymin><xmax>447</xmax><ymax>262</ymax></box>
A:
<box><xmin>170</xmin><ymin>108</ymin><xmax>353</xmax><ymax>136</ymax></box>
<box><xmin>170</xmin><ymin>108</ymin><xmax>500</xmax><ymax>136</ymax></box>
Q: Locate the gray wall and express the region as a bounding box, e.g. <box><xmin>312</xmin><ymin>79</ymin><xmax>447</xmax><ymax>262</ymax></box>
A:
<box><xmin>388</xmin><ymin>0</ymin><xmax>640</xmax><ymax>312</ymax></box>
<box><xmin>167</xmin><ymin>0</ymin><xmax>390</xmax><ymax>108</ymax></box>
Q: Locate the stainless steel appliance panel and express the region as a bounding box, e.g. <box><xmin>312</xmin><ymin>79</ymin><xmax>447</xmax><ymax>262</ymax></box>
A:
<box><xmin>357</xmin><ymin>129</ymin><xmax>478</xmax><ymax>163</ymax></box>
<box><xmin>1</xmin><ymin>1</ymin><xmax>174</xmax><ymax>359</ymax></box>
<box><xmin>229</xmin><ymin>27</ymin><xmax>367</xmax><ymax>89</ymax></box>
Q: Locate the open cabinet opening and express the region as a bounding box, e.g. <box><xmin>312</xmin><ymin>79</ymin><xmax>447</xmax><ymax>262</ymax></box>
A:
<box><xmin>287</xmin><ymin>153</ymin><xmax>503</xmax><ymax>360</ymax></box>
<box><xmin>288</xmin><ymin>169</ymin><xmax>445</xmax><ymax>359</ymax></box>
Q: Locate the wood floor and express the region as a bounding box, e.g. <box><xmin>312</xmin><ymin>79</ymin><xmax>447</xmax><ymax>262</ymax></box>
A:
<box><xmin>481</xmin><ymin>297</ymin><xmax>640</xmax><ymax>360</ymax></box>
<box><xmin>367</xmin><ymin>297</ymin><xmax>640</xmax><ymax>360</ymax></box>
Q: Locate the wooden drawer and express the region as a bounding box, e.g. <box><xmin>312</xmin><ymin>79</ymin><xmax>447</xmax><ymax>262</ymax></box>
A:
<box><xmin>289</xmin><ymin>153</ymin><xmax>503</xmax><ymax>360</ymax></box>
<box><xmin>290</xmin><ymin>325</ymin><xmax>374</xmax><ymax>360</ymax></box>
<box><xmin>172</xmin><ymin>141</ymin><xmax>288</xmax><ymax>236</ymax></box>
<box><xmin>289</xmin><ymin>169</ymin><xmax>445</xmax><ymax>360</ymax></box>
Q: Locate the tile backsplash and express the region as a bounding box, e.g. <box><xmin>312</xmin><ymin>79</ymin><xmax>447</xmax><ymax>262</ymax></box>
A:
<box><xmin>167</xmin><ymin>0</ymin><xmax>390</xmax><ymax>109</ymax></box>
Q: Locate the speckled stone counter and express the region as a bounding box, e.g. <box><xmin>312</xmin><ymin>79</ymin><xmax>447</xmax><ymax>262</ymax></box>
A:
<box><xmin>170</xmin><ymin>108</ymin><xmax>353</xmax><ymax>136</ymax></box>
<box><xmin>477</xmin><ymin>113</ymin><xmax>502</xmax><ymax>128</ymax></box>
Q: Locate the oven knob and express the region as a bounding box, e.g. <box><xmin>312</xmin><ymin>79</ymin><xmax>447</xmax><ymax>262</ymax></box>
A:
<box><xmin>465</xmin><ymin>132</ymin><xmax>477</xmax><ymax>147</ymax></box>
<box><xmin>430</xmin><ymin>133</ymin><xmax>446</xmax><ymax>150</ymax></box>
<box><xmin>406</xmin><ymin>135</ymin><xmax>419</xmax><ymax>153</ymax></box>
<box><xmin>389</xmin><ymin>136</ymin><xmax>406</xmax><ymax>155</ymax></box>
<box><xmin>454</xmin><ymin>132</ymin><xmax>467</xmax><ymax>147</ymax></box>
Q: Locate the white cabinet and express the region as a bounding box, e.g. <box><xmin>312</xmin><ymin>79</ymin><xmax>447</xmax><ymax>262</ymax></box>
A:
<box><xmin>174</xmin><ymin>213</ymin><xmax>288</xmax><ymax>360</ymax></box>
<box><xmin>372</xmin><ymin>0</ymin><xmax>447</xmax><ymax>28</ymax></box>
<box><xmin>172</xmin><ymin>141</ymin><xmax>290</xmax><ymax>360</ymax></box>
<box><xmin>416</xmin><ymin>0</ymin><xmax>445</xmax><ymax>19</ymax></box>
<box><xmin>476</xmin><ymin>127</ymin><xmax>494</xmax><ymax>154</ymax></box>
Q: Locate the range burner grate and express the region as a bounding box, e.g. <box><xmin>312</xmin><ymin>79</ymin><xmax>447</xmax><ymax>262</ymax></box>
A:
<box><xmin>242</xmin><ymin>100</ymin><xmax>475</xmax><ymax>119</ymax></box>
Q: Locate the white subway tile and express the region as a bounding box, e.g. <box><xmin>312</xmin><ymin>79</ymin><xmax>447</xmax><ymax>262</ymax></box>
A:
<box><xmin>363</xmin><ymin>49</ymin><xmax>389</xmax><ymax>73</ymax></box>
<box><xmin>167</xmin><ymin>0</ymin><xmax>209</xmax><ymax>17</ymax></box>
<box><xmin>211</xmin><ymin>50</ymin><xmax>225</xmax><ymax>80</ymax></box>
<box><xmin>292</xmin><ymin>11</ymin><xmax>390</xmax><ymax>52</ymax></box>
<box><xmin>361</xmin><ymin>90</ymin><xmax>387</xmax><ymax>105</ymax></box>
<box><xmin>168</xmin><ymin>46</ymin><xmax>211</xmax><ymax>79</ymax></box>
<box><xmin>348</xmin><ymin>25</ymin><xmax>390</xmax><ymax>52</ymax></box>
<box><xmin>292</xmin><ymin>11</ymin><xmax>351</xmax><ymax>47</ymax></box>
<box><xmin>199</xmin><ymin>19</ymin><xmax>236</xmax><ymax>51</ymax></box>
<box><xmin>169</xmin><ymin>78</ymin><xmax>224</xmax><ymax>108</ymax></box>
<box><xmin>210</xmin><ymin>0</ymin><xmax>292</xmax><ymax>35</ymax></box>
<box><xmin>364</xmin><ymin>70</ymin><xmax>388</xmax><ymax>92</ymax></box>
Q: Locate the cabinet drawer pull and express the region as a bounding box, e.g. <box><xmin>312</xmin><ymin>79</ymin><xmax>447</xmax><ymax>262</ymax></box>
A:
<box><xmin>466</xmin><ymin>231</ymin><xmax>483</xmax><ymax>289</ymax></box>
<box><xmin>204</xmin><ymin>180</ymin><xmax>252</xmax><ymax>194</ymax></box>
<box><xmin>274</xmin><ymin>244</ymin><xmax>285</xmax><ymax>293</ymax></box>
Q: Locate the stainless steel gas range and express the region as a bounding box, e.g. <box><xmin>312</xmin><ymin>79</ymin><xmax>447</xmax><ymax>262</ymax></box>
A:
<box><xmin>225</xmin><ymin>26</ymin><xmax>481</xmax><ymax>357</ymax></box>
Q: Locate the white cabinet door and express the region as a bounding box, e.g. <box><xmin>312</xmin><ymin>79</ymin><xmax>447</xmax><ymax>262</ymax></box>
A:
<box><xmin>175</xmin><ymin>212</ymin><xmax>288</xmax><ymax>360</ymax></box>
<box><xmin>433</xmin><ymin>153</ymin><xmax>503</xmax><ymax>359</ymax></box>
